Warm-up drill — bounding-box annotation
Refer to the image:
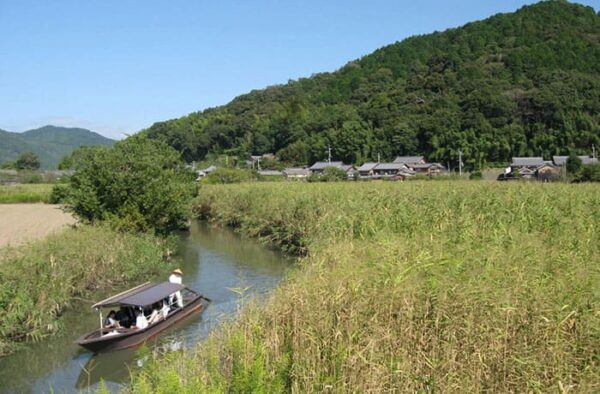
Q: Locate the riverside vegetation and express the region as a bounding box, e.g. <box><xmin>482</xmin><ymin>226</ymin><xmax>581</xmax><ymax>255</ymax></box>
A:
<box><xmin>0</xmin><ymin>226</ymin><xmax>174</xmax><ymax>356</ymax></box>
<box><xmin>0</xmin><ymin>138</ymin><xmax>196</xmax><ymax>356</ymax></box>
<box><xmin>129</xmin><ymin>181</ymin><xmax>599</xmax><ymax>392</ymax></box>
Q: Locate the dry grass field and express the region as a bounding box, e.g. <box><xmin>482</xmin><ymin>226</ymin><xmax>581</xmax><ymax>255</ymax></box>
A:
<box><xmin>0</xmin><ymin>204</ymin><xmax>76</xmax><ymax>248</ymax></box>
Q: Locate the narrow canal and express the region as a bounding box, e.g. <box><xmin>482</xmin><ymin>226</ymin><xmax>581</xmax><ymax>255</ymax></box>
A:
<box><xmin>0</xmin><ymin>222</ymin><xmax>292</xmax><ymax>393</ymax></box>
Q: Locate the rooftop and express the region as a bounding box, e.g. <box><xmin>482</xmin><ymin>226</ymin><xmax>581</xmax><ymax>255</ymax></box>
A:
<box><xmin>393</xmin><ymin>156</ymin><xmax>425</xmax><ymax>164</ymax></box>
<box><xmin>374</xmin><ymin>162</ymin><xmax>405</xmax><ymax>171</ymax></box>
<box><xmin>357</xmin><ymin>162</ymin><xmax>378</xmax><ymax>171</ymax></box>
<box><xmin>511</xmin><ymin>157</ymin><xmax>547</xmax><ymax>167</ymax></box>
<box><xmin>92</xmin><ymin>282</ymin><xmax>186</xmax><ymax>309</ymax></box>
<box><xmin>310</xmin><ymin>161</ymin><xmax>345</xmax><ymax>170</ymax></box>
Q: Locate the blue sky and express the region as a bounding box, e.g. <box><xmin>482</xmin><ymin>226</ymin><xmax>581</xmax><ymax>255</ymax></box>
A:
<box><xmin>1</xmin><ymin>0</ymin><xmax>598</xmax><ymax>139</ymax></box>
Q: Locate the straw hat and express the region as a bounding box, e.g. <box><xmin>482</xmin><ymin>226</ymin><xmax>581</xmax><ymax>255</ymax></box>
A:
<box><xmin>172</xmin><ymin>268</ymin><xmax>183</xmax><ymax>276</ymax></box>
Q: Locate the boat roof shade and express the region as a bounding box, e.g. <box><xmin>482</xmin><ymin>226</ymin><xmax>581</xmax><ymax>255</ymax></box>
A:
<box><xmin>92</xmin><ymin>282</ymin><xmax>186</xmax><ymax>309</ymax></box>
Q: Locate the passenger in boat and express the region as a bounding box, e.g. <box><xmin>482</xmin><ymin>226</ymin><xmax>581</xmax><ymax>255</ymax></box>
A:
<box><xmin>104</xmin><ymin>310</ymin><xmax>119</xmax><ymax>328</ymax></box>
<box><xmin>148</xmin><ymin>302</ymin><xmax>163</xmax><ymax>325</ymax></box>
<box><xmin>168</xmin><ymin>268</ymin><xmax>184</xmax><ymax>308</ymax></box>
<box><xmin>133</xmin><ymin>308</ymin><xmax>149</xmax><ymax>330</ymax></box>
<box><xmin>161</xmin><ymin>298</ymin><xmax>170</xmax><ymax>318</ymax></box>
<box><xmin>116</xmin><ymin>306</ymin><xmax>133</xmax><ymax>328</ymax></box>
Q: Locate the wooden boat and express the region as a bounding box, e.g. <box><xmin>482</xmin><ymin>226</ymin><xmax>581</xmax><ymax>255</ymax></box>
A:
<box><xmin>76</xmin><ymin>281</ymin><xmax>210</xmax><ymax>353</ymax></box>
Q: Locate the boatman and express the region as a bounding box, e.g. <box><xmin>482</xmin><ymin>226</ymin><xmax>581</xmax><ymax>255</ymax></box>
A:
<box><xmin>169</xmin><ymin>268</ymin><xmax>184</xmax><ymax>308</ymax></box>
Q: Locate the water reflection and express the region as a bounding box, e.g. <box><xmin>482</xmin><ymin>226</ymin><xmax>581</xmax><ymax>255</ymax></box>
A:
<box><xmin>0</xmin><ymin>222</ymin><xmax>291</xmax><ymax>393</ymax></box>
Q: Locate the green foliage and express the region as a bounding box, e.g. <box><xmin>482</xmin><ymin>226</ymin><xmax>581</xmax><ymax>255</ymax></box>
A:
<box><xmin>49</xmin><ymin>184</ymin><xmax>69</xmax><ymax>204</ymax></box>
<box><xmin>57</xmin><ymin>145</ymin><xmax>107</xmax><ymax>170</ymax></box>
<box><xmin>0</xmin><ymin>225</ymin><xmax>174</xmax><ymax>355</ymax></box>
<box><xmin>0</xmin><ymin>126</ymin><xmax>113</xmax><ymax>169</ymax></box>
<box><xmin>15</xmin><ymin>151</ymin><xmax>40</xmax><ymax>170</ymax></box>
<box><xmin>143</xmin><ymin>2</ymin><xmax>600</xmax><ymax>170</ymax></box>
<box><xmin>566</xmin><ymin>154</ymin><xmax>583</xmax><ymax>175</ymax></box>
<box><xmin>469</xmin><ymin>170</ymin><xmax>482</xmax><ymax>180</ymax></box>
<box><xmin>307</xmin><ymin>167</ymin><xmax>349</xmax><ymax>182</ymax></box>
<box><xmin>577</xmin><ymin>163</ymin><xmax>600</xmax><ymax>182</ymax></box>
<box><xmin>0</xmin><ymin>160</ymin><xmax>16</xmax><ymax>169</ymax></box>
<box><xmin>202</xmin><ymin>168</ymin><xmax>257</xmax><ymax>184</ymax></box>
<box><xmin>0</xmin><ymin>184</ymin><xmax>52</xmax><ymax>203</ymax></box>
<box><xmin>63</xmin><ymin>138</ymin><xmax>197</xmax><ymax>235</ymax></box>
<box><xmin>132</xmin><ymin>182</ymin><xmax>600</xmax><ymax>391</ymax></box>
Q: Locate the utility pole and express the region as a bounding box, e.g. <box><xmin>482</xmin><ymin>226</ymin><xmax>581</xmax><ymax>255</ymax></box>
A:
<box><xmin>257</xmin><ymin>157</ymin><xmax>261</xmax><ymax>171</ymax></box>
<box><xmin>327</xmin><ymin>145</ymin><xmax>332</xmax><ymax>163</ymax></box>
<box><xmin>458</xmin><ymin>149</ymin><xmax>463</xmax><ymax>176</ymax></box>
<box><xmin>593</xmin><ymin>144</ymin><xmax>597</xmax><ymax>160</ymax></box>
<box><xmin>377</xmin><ymin>152</ymin><xmax>381</xmax><ymax>163</ymax></box>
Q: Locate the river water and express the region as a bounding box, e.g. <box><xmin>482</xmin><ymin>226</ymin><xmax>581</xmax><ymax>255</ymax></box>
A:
<box><xmin>0</xmin><ymin>222</ymin><xmax>291</xmax><ymax>393</ymax></box>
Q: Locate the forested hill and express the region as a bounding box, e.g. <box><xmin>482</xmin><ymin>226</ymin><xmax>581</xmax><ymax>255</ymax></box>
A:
<box><xmin>143</xmin><ymin>1</ymin><xmax>600</xmax><ymax>169</ymax></box>
<box><xmin>0</xmin><ymin>126</ymin><xmax>114</xmax><ymax>169</ymax></box>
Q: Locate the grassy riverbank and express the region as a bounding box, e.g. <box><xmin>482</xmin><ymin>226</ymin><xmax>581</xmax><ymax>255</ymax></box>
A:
<box><xmin>130</xmin><ymin>182</ymin><xmax>600</xmax><ymax>392</ymax></box>
<box><xmin>0</xmin><ymin>225</ymin><xmax>174</xmax><ymax>356</ymax></box>
<box><xmin>0</xmin><ymin>184</ymin><xmax>53</xmax><ymax>203</ymax></box>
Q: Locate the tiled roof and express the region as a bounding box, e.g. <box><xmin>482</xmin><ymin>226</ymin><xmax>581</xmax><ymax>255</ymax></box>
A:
<box><xmin>374</xmin><ymin>163</ymin><xmax>405</xmax><ymax>171</ymax></box>
<box><xmin>357</xmin><ymin>162</ymin><xmax>378</xmax><ymax>171</ymax></box>
<box><xmin>511</xmin><ymin>157</ymin><xmax>546</xmax><ymax>167</ymax></box>
<box><xmin>393</xmin><ymin>156</ymin><xmax>425</xmax><ymax>164</ymax></box>
<box><xmin>309</xmin><ymin>161</ymin><xmax>344</xmax><ymax>170</ymax></box>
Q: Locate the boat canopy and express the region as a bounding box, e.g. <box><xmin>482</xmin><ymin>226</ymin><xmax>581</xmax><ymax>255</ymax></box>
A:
<box><xmin>92</xmin><ymin>282</ymin><xmax>186</xmax><ymax>309</ymax></box>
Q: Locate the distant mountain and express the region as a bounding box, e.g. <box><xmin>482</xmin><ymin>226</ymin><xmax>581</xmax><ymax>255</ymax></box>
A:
<box><xmin>143</xmin><ymin>1</ymin><xmax>600</xmax><ymax>169</ymax></box>
<box><xmin>0</xmin><ymin>125</ymin><xmax>114</xmax><ymax>169</ymax></box>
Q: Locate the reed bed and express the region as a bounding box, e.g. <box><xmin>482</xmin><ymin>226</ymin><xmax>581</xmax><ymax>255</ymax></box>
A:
<box><xmin>0</xmin><ymin>183</ymin><xmax>53</xmax><ymax>203</ymax></box>
<box><xmin>130</xmin><ymin>181</ymin><xmax>600</xmax><ymax>393</ymax></box>
<box><xmin>0</xmin><ymin>225</ymin><xmax>174</xmax><ymax>356</ymax></box>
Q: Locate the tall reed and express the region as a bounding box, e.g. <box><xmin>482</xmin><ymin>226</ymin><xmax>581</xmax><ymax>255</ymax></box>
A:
<box><xmin>0</xmin><ymin>225</ymin><xmax>174</xmax><ymax>355</ymax></box>
<box><xmin>131</xmin><ymin>181</ymin><xmax>600</xmax><ymax>392</ymax></box>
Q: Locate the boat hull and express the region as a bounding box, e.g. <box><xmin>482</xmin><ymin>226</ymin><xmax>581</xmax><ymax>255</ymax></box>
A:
<box><xmin>76</xmin><ymin>296</ymin><xmax>207</xmax><ymax>353</ymax></box>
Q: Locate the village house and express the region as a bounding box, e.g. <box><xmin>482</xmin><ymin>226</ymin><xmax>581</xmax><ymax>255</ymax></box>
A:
<box><xmin>507</xmin><ymin>157</ymin><xmax>562</xmax><ymax>180</ymax></box>
<box><xmin>283</xmin><ymin>167</ymin><xmax>311</xmax><ymax>180</ymax></box>
<box><xmin>411</xmin><ymin>162</ymin><xmax>446</xmax><ymax>177</ymax></box>
<box><xmin>309</xmin><ymin>161</ymin><xmax>355</xmax><ymax>179</ymax></box>
<box><xmin>393</xmin><ymin>156</ymin><xmax>426</xmax><ymax>166</ymax></box>
<box><xmin>356</xmin><ymin>162</ymin><xmax>378</xmax><ymax>178</ymax></box>
<box><xmin>510</xmin><ymin>157</ymin><xmax>551</xmax><ymax>171</ymax></box>
<box><xmin>372</xmin><ymin>162</ymin><xmax>408</xmax><ymax>178</ymax></box>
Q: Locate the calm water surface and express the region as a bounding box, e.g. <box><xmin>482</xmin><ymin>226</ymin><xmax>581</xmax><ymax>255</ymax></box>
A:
<box><xmin>0</xmin><ymin>222</ymin><xmax>291</xmax><ymax>393</ymax></box>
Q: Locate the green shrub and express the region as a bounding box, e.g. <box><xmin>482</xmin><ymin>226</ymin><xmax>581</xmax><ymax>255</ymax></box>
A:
<box><xmin>203</xmin><ymin>168</ymin><xmax>257</xmax><ymax>184</ymax></box>
<box><xmin>577</xmin><ymin>164</ymin><xmax>600</xmax><ymax>182</ymax></box>
<box><xmin>63</xmin><ymin>138</ymin><xmax>197</xmax><ymax>235</ymax></box>
<box><xmin>469</xmin><ymin>170</ymin><xmax>482</xmax><ymax>180</ymax></box>
<box><xmin>307</xmin><ymin>167</ymin><xmax>348</xmax><ymax>182</ymax></box>
<box><xmin>49</xmin><ymin>184</ymin><xmax>69</xmax><ymax>204</ymax></box>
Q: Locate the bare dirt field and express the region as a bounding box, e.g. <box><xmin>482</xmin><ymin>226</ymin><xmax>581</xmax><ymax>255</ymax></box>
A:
<box><xmin>0</xmin><ymin>204</ymin><xmax>76</xmax><ymax>248</ymax></box>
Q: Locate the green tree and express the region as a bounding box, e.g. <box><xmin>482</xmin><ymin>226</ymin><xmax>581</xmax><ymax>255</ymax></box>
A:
<box><xmin>63</xmin><ymin>138</ymin><xmax>197</xmax><ymax>234</ymax></box>
<box><xmin>0</xmin><ymin>160</ymin><xmax>16</xmax><ymax>170</ymax></box>
<box><xmin>58</xmin><ymin>146</ymin><xmax>108</xmax><ymax>170</ymax></box>
<box><xmin>577</xmin><ymin>164</ymin><xmax>600</xmax><ymax>182</ymax></box>
<box><xmin>566</xmin><ymin>154</ymin><xmax>582</xmax><ymax>176</ymax></box>
<box><xmin>15</xmin><ymin>151</ymin><xmax>40</xmax><ymax>170</ymax></box>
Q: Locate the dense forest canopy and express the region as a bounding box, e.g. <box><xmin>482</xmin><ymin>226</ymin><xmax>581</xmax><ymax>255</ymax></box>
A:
<box><xmin>142</xmin><ymin>1</ymin><xmax>600</xmax><ymax>170</ymax></box>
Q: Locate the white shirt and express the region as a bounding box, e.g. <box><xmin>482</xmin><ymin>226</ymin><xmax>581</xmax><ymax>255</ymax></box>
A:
<box><xmin>135</xmin><ymin>313</ymin><xmax>148</xmax><ymax>329</ymax></box>
<box><xmin>169</xmin><ymin>274</ymin><xmax>182</xmax><ymax>284</ymax></box>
